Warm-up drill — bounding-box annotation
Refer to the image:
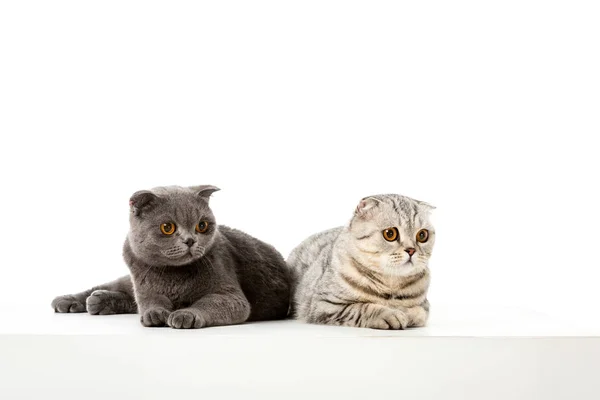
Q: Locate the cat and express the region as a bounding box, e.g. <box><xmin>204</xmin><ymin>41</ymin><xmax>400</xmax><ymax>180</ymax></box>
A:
<box><xmin>51</xmin><ymin>185</ymin><xmax>291</xmax><ymax>329</ymax></box>
<box><xmin>288</xmin><ymin>194</ymin><xmax>435</xmax><ymax>329</ymax></box>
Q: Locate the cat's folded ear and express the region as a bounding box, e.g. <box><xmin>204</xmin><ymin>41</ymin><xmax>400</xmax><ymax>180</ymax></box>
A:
<box><xmin>129</xmin><ymin>190</ymin><xmax>160</xmax><ymax>216</ymax></box>
<box><xmin>190</xmin><ymin>185</ymin><xmax>220</xmax><ymax>202</ymax></box>
<box><xmin>354</xmin><ymin>197</ymin><xmax>380</xmax><ymax>218</ymax></box>
<box><xmin>415</xmin><ymin>199</ymin><xmax>436</xmax><ymax>212</ymax></box>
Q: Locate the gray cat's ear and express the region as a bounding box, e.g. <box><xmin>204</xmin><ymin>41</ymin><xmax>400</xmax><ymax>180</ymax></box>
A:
<box><xmin>129</xmin><ymin>190</ymin><xmax>159</xmax><ymax>216</ymax></box>
<box><xmin>354</xmin><ymin>197</ymin><xmax>379</xmax><ymax>218</ymax></box>
<box><xmin>190</xmin><ymin>185</ymin><xmax>220</xmax><ymax>201</ymax></box>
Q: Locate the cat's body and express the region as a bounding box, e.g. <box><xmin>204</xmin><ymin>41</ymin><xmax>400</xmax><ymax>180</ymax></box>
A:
<box><xmin>52</xmin><ymin>185</ymin><xmax>290</xmax><ymax>328</ymax></box>
<box><xmin>288</xmin><ymin>194</ymin><xmax>435</xmax><ymax>330</ymax></box>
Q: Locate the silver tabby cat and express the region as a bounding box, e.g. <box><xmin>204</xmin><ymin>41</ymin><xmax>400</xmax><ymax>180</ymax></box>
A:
<box><xmin>288</xmin><ymin>194</ymin><xmax>435</xmax><ymax>329</ymax></box>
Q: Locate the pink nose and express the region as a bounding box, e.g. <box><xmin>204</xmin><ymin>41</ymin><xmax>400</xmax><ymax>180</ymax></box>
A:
<box><xmin>405</xmin><ymin>248</ymin><xmax>416</xmax><ymax>257</ymax></box>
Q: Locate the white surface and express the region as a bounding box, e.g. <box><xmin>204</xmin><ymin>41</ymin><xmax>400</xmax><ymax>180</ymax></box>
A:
<box><xmin>1</xmin><ymin>307</ymin><xmax>599</xmax><ymax>399</ymax></box>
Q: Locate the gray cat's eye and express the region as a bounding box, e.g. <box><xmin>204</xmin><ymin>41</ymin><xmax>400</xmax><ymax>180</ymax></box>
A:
<box><xmin>160</xmin><ymin>222</ymin><xmax>176</xmax><ymax>235</ymax></box>
<box><xmin>196</xmin><ymin>221</ymin><xmax>210</xmax><ymax>234</ymax></box>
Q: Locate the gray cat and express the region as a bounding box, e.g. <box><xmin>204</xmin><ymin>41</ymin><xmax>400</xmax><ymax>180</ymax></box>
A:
<box><xmin>52</xmin><ymin>185</ymin><xmax>291</xmax><ymax>328</ymax></box>
<box><xmin>288</xmin><ymin>194</ymin><xmax>435</xmax><ymax>329</ymax></box>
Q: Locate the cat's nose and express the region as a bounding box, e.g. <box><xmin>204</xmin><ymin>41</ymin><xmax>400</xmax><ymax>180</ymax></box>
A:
<box><xmin>405</xmin><ymin>248</ymin><xmax>416</xmax><ymax>257</ymax></box>
<box><xmin>184</xmin><ymin>238</ymin><xmax>196</xmax><ymax>247</ymax></box>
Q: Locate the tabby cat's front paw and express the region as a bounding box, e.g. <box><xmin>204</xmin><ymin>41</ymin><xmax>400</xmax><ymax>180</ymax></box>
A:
<box><xmin>52</xmin><ymin>295</ymin><xmax>86</xmax><ymax>313</ymax></box>
<box><xmin>167</xmin><ymin>309</ymin><xmax>207</xmax><ymax>329</ymax></box>
<box><xmin>367</xmin><ymin>308</ymin><xmax>409</xmax><ymax>330</ymax></box>
<box><xmin>140</xmin><ymin>308</ymin><xmax>170</xmax><ymax>327</ymax></box>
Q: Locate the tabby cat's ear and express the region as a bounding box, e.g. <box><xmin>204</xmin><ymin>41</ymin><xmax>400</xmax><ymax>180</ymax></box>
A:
<box><xmin>129</xmin><ymin>190</ymin><xmax>159</xmax><ymax>216</ymax></box>
<box><xmin>354</xmin><ymin>197</ymin><xmax>379</xmax><ymax>218</ymax></box>
<box><xmin>190</xmin><ymin>185</ymin><xmax>220</xmax><ymax>201</ymax></box>
<box><xmin>415</xmin><ymin>199</ymin><xmax>436</xmax><ymax>212</ymax></box>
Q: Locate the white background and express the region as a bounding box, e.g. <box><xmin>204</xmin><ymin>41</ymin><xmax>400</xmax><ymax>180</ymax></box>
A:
<box><xmin>1</xmin><ymin>1</ymin><xmax>598</xmax><ymax>324</ymax></box>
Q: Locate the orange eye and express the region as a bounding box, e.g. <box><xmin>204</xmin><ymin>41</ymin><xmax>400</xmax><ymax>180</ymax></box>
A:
<box><xmin>196</xmin><ymin>221</ymin><xmax>210</xmax><ymax>233</ymax></box>
<box><xmin>382</xmin><ymin>228</ymin><xmax>398</xmax><ymax>242</ymax></box>
<box><xmin>416</xmin><ymin>229</ymin><xmax>429</xmax><ymax>243</ymax></box>
<box><xmin>160</xmin><ymin>222</ymin><xmax>176</xmax><ymax>235</ymax></box>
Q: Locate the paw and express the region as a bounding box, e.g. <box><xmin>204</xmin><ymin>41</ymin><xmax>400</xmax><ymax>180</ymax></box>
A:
<box><xmin>51</xmin><ymin>295</ymin><xmax>86</xmax><ymax>313</ymax></box>
<box><xmin>167</xmin><ymin>309</ymin><xmax>207</xmax><ymax>329</ymax></box>
<box><xmin>86</xmin><ymin>290</ymin><xmax>117</xmax><ymax>315</ymax></box>
<box><xmin>407</xmin><ymin>306</ymin><xmax>429</xmax><ymax>327</ymax></box>
<box><xmin>367</xmin><ymin>308</ymin><xmax>408</xmax><ymax>330</ymax></box>
<box><xmin>140</xmin><ymin>308</ymin><xmax>170</xmax><ymax>327</ymax></box>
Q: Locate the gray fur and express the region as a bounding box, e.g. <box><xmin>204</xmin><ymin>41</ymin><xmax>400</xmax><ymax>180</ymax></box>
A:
<box><xmin>52</xmin><ymin>185</ymin><xmax>290</xmax><ymax>328</ymax></box>
<box><xmin>288</xmin><ymin>194</ymin><xmax>435</xmax><ymax>329</ymax></box>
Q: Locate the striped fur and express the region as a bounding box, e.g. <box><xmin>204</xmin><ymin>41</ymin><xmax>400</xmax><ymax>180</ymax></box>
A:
<box><xmin>288</xmin><ymin>194</ymin><xmax>435</xmax><ymax>329</ymax></box>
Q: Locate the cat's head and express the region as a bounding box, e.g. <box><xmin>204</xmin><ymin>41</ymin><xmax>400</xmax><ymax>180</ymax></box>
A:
<box><xmin>127</xmin><ymin>185</ymin><xmax>220</xmax><ymax>266</ymax></box>
<box><xmin>347</xmin><ymin>194</ymin><xmax>435</xmax><ymax>277</ymax></box>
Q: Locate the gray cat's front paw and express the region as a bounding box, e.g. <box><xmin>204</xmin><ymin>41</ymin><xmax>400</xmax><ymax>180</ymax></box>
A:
<box><xmin>86</xmin><ymin>290</ymin><xmax>117</xmax><ymax>315</ymax></box>
<box><xmin>140</xmin><ymin>308</ymin><xmax>170</xmax><ymax>327</ymax></box>
<box><xmin>167</xmin><ymin>309</ymin><xmax>207</xmax><ymax>329</ymax></box>
<box><xmin>367</xmin><ymin>308</ymin><xmax>408</xmax><ymax>330</ymax></box>
<box><xmin>52</xmin><ymin>295</ymin><xmax>86</xmax><ymax>313</ymax></box>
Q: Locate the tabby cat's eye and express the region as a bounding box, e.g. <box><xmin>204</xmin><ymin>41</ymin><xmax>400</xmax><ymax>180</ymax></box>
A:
<box><xmin>416</xmin><ymin>229</ymin><xmax>429</xmax><ymax>243</ymax></box>
<box><xmin>160</xmin><ymin>222</ymin><xmax>176</xmax><ymax>235</ymax></box>
<box><xmin>196</xmin><ymin>221</ymin><xmax>210</xmax><ymax>234</ymax></box>
<box><xmin>382</xmin><ymin>227</ymin><xmax>398</xmax><ymax>242</ymax></box>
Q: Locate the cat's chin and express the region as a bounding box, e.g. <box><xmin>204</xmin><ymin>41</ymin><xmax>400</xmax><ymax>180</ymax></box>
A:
<box><xmin>157</xmin><ymin>246</ymin><xmax>207</xmax><ymax>266</ymax></box>
<box><xmin>138</xmin><ymin>251</ymin><xmax>203</xmax><ymax>267</ymax></box>
<box><xmin>381</xmin><ymin>261</ymin><xmax>426</xmax><ymax>277</ymax></box>
<box><xmin>163</xmin><ymin>254</ymin><xmax>204</xmax><ymax>267</ymax></box>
